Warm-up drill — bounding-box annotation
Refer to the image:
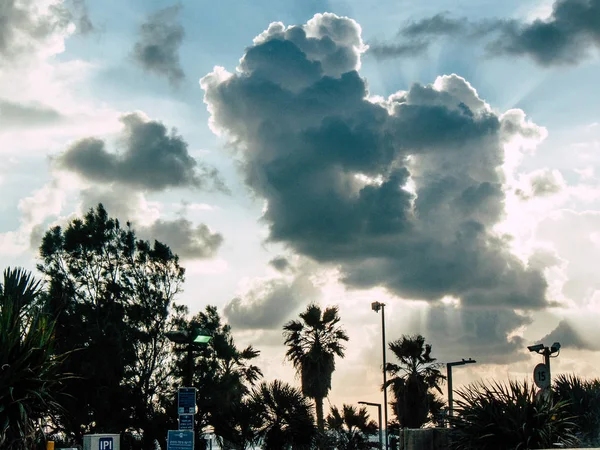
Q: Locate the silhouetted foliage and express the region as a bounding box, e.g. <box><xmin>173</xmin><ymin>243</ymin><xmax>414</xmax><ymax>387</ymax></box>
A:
<box><xmin>37</xmin><ymin>204</ymin><xmax>185</xmax><ymax>447</ymax></box>
<box><xmin>384</xmin><ymin>335</ymin><xmax>445</xmax><ymax>428</ymax></box>
<box><xmin>0</xmin><ymin>268</ymin><xmax>69</xmax><ymax>450</ymax></box>
<box><xmin>449</xmin><ymin>380</ymin><xmax>579</xmax><ymax>449</ymax></box>
<box><xmin>326</xmin><ymin>404</ymin><xmax>379</xmax><ymax>450</ymax></box>
<box><xmin>249</xmin><ymin>380</ymin><xmax>316</xmax><ymax>450</ymax></box>
<box><xmin>167</xmin><ymin>305</ymin><xmax>263</xmax><ymax>449</ymax></box>
<box><xmin>283</xmin><ymin>304</ymin><xmax>349</xmax><ymax>435</ymax></box>
<box><xmin>554</xmin><ymin>373</ymin><xmax>600</xmax><ymax>446</ymax></box>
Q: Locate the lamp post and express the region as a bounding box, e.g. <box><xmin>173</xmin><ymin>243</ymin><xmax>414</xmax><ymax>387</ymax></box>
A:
<box><xmin>358</xmin><ymin>401</ymin><xmax>383</xmax><ymax>450</ymax></box>
<box><xmin>166</xmin><ymin>327</ymin><xmax>212</xmax><ymax>387</ymax></box>
<box><xmin>527</xmin><ymin>342</ymin><xmax>561</xmax><ymax>392</ymax></box>
<box><xmin>371</xmin><ymin>301</ymin><xmax>388</xmax><ymax>450</ymax></box>
<box><xmin>446</xmin><ymin>358</ymin><xmax>476</xmax><ymax>424</ymax></box>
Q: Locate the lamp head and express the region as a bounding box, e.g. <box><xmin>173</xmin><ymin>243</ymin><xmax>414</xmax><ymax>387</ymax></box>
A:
<box><xmin>527</xmin><ymin>343</ymin><xmax>545</xmax><ymax>353</ymax></box>
<box><xmin>371</xmin><ymin>301</ymin><xmax>383</xmax><ymax>312</ymax></box>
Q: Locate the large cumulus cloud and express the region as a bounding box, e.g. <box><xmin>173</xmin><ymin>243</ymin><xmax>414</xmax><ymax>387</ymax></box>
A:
<box><xmin>201</xmin><ymin>13</ymin><xmax>550</xmax><ymax>310</ymax></box>
<box><xmin>58</xmin><ymin>111</ymin><xmax>226</xmax><ymax>192</ymax></box>
<box><xmin>371</xmin><ymin>0</ymin><xmax>600</xmax><ymax>66</ymax></box>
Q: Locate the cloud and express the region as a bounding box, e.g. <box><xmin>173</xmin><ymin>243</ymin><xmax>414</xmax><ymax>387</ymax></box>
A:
<box><xmin>224</xmin><ymin>268</ymin><xmax>320</xmax><ymax>330</ymax></box>
<box><xmin>132</xmin><ymin>4</ymin><xmax>185</xmax><ymax>86</ymax></box>
<box><xmin>0</xmin><ymin>99</ymin><xmax>62</xmax><ymax>129</ymax></box>
<box><xmin>141</xmin><ymin>219</ymin><xmax>223</xmax><ymax>259</ymax></box>
<box><xmin>424</xmin><ymin>305</ymin><xmax>532</xmax><ymax>364</ymax></box>
<box><xmin>201</xmin><ymin>13</ymin><xmax>551</xmax><ymax>310</ymax></box>
<box><xmin>77</xmin><ymin>186</ymin><xmax>223</xmax><ymax>260</ymax></box>
<box><xmin>0</xmin><ymin>0</ymin><xmax>92</xmax><ymax>65</ymax></box>
<box><xmin>269</xmin><ymin>256</ymin><xmax>291</xmax><ymax>272</ymax></box>
<box><xmin>370</xmin><ymin>0</ymin><xmax>600</xmax><ymax>66</ymax></box>
<box><xmin>538</xmin><ymin>319</ymin><xmax>595</xmax><ymax>350</ymax></box>
<box><xmin>58</xmin><ymin>111</ymin><xmax>226</xmax><ymax>192</ymax></box>
<box><xmin>516</xmin><ymin>168</ymin><xmax>566</xmax><ymax>200</ymax></box>
<box><xmin>367</xmin><ymin>40</ymin><xmax>429</xmax><ymax>59</ymax></box>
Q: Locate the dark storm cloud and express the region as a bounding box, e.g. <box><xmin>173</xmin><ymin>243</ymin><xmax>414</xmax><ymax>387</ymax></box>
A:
<box><xmin>132</xmin><ymin>4</ymin><xmax>185</xmax><ymax>85</ymax></box>
<box><xmin>370</xmin><ymin>0</ymin><xmax>600</xmax><ymax>66</ymax></box>
<box><xmin>224</xmin><ymin>271</ymin><xmax>319</xmax><ymax>330</ymax></box>
<box><xmin>0</xmin><ymin>99</ymin><xmax>62</xmax><ymax>128</ymax></box>
<box><xmin>77</xmin><ymin>187</ymin><xmax>223</xmax><ymax>260</ymax></box>
<box><xmin>201</xmin><ymin>13</ymin><xmax>551</xmax><ymax>309</ymax></box>
<box><xmin>0</xmin><ymin>0</ymin><xmax>92</xmax><ymax>63</ymax></box>
<box><xmin>58</xmin><ymin>112</ymin><xmax>226</xmax><ymax>192</ymax></box>
<box><xmin>538</xmin><ymin>319</ymin><xmax>595</xmax><ymax>350</ymax></box>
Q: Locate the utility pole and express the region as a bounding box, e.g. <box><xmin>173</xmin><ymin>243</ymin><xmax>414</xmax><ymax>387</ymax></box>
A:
<box><xmin>446</xmin><ymin>358</ymin><xmax>476</xmax><ymax>424</ymax></box>
<box><xmin>372</xmin><ymin>302</ymin><xmax>388</xmax><ymax>450</ymax></box>
<box><xmin>358</xmin><ymin>401</ymin><xmax>383</xmax><ymax>450</ymax></box>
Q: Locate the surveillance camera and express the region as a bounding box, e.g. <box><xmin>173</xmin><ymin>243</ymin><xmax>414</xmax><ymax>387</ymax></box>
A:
<box><xmin>551</xmin><ymin>342</ymin><xmax>561</xmax><ymax>353</ymax></box>
<box><xmin>527</xmin><ymin>344</ymin><xmax>544</xmax><ymax>353</ymax></box>
<box><xmin>371</xmin><ymin>302</ymin><xmax>382</xmax><ymax>312</ymax></box>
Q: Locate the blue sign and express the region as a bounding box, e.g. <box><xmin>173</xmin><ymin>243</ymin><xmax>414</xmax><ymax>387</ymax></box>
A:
<box><xmin>167</xmin><ymin>430</ymin><xmax>193</xmax><ymax>450</ymax></box>
<box><xmin>99</xmin><ymin>437</ymin><xmax>113</xmax><ymax>450</ymax></box>
<box><xmin>178</xmin><ymin>388</ymin><xmax>196</xmax><ymax>414</ymax></box>
<box><xmin>179</xmin><ymin>414</ymin><xmax>194</xmax><ymax>431</ymax></box>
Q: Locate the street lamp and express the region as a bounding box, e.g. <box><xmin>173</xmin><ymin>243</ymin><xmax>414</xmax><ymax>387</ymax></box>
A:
<box><xmin>358</xmin><ymin>401</ymin><xmax>383</xmax><ymax>450</ymax></box>
<box><xmin>446</xmin><ymin>358</ymin><xmax>476</xmax><ymax>423</ymax></box>
<box><xmin>528</xmin><ymin>342</ymin><xmax>561</xmax><ymax>390</ymax></box>
<box><xmin>371</xmin><ymin>301</ymin><xmax>388</xmax><ymax>450</ymax></box>
<box><xmin>166</xmin><ymin>327</ymin><xmax>213</xmax><ymax>387</ymax></box>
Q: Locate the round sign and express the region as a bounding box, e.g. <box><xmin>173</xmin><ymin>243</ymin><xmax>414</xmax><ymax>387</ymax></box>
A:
<box><xmin>533</xmin><ymin>363</ymin><xmax>550</xmax><ymax>389</ymax></box>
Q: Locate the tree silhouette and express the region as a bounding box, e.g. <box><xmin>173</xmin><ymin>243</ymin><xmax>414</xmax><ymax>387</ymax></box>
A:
<box><xmin>283</xmin><ymin>303</ymin><xmax>349</xmax><ymax>434</ymax></box>
<box><xmin>326</xmin><ymin>404</ymin><xmax>379</xmax><ymax>450</ymax></box>
<box><xmin>37</xmin><ymin>204</ymin><xmax>185</xmax><ymax>446</ymax></box>
<box><xmin>249</xmin><ymin>380</ymin><xmax>315</xmax><ymax>450</ymax></box>
<box><xmin>384</xmin><ymin>335</ymin><xmax>445</xmax><ymax>428</ymax></box>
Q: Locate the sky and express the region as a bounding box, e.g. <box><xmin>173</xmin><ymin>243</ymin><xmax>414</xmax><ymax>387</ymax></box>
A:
<box><xmin>1</xmin><ymin>0</ymin><xmax>600</xmax><ymax>419</ymax></box>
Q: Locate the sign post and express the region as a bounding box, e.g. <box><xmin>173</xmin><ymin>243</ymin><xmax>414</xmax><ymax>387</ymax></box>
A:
<box><xmin>533</xmin><ymin>363</ymin><xmax>550</xmax><ymax>389</ymax></box>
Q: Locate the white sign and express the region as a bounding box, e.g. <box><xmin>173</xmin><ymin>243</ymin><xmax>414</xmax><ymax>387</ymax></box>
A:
<box><xmin>99</xmin><ymin>438</ymin><xmax>113</xmax><ymax>450</ymax></box>
<box><xmin>533</xmin><ymin>363</ymin><xmax>550</xmax><ymax>389</ymax></box>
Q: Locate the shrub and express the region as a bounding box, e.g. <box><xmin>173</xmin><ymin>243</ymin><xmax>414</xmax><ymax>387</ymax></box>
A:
<box><xmin>449</xmin><ymin>379</ymin><xmax>578</xmax><ymax>449</ymax></box>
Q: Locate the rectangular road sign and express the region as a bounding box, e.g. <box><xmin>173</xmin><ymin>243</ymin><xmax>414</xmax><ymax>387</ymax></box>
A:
<box><xmin>179</xmin><ymin>414</ymin><xmax>194</xmax><ymax>431</ymax></box>
<box><xmin>98</xmin><ymin>437</ymin><xmax>113</xmax><ymax>450</ymax></box>
<box><xmin>178</xmin><ymin>387</ymin><xmax>196</xmax><ymax>415</ymax></box>
<box><xmin>167</xmin><ymin>430</ymin><xmax>193</xmax><ymax>450</ymax></box>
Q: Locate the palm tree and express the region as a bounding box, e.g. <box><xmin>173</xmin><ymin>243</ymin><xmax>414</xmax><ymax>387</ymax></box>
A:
<box><xmin>384</xmin><ymin>335</ymin><xmax>445</xmax><ymax>429</ymax></box>
<box><xmin>326</xmin><ymin>404</ymin><xmax>379</xmax><ymax>450</ymax></box>
<box><xmin>0</xmin><ymin>268</ymin><xmax>68</xmax><ymax>450</ymax></box>
<box><xmin>249</xmin><ymin>380</ymin><xmax>315</xmax><ymax>450</ymax></box>
<box><xmin>283</xmin><ymin>304</ymin><xmax>349</xmax><ymax>433</ymax></box>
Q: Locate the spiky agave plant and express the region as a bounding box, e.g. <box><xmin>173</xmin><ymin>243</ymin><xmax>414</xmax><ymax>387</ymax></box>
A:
<box><xmin>449</xmin><ymin>379</ymin><xmax>579</xmax><ymax>450</ymax></box>
<box><xmin>0</xmin><ymin>268</ymin><xmax>69</xmax><ymax>450</ymax></box>
<box><xmin>554</xmin><ymin>373</ymin><xmax>600</xmax><ymax>446</ymax></box>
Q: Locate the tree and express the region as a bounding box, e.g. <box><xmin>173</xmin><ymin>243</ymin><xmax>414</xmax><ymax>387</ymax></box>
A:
<box><xmin>249</xmin><ymin>380</ymin><xmax>315</xmax><ymax>450</ymax></box>
<box><xmin>0</xmin><ymin>268</ymin><xmax>68</xmax><ymax>450</ymax></box>
<box><xmin>326</xmin><ymin>404</ymin><xmax>379</xmax><ymax>450</ymax></box>
<box><xmin>384</xmin><ymin>335</ymin><xmax>445</xmax><ymax>429</ymax></box>
<box><xmin>283</xmin><ymin>304</ymin><xmax>349</xmax><ymax>433</ymax></box>
<box><xmin>167</xmin><ymin>305</ymin><xmax>263</xmax><ymax>449</ymax></box>
<box><xmin>37</xmin><ymin>204</ymin><xmax>185</xmax><ymax>445</ymax></box>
